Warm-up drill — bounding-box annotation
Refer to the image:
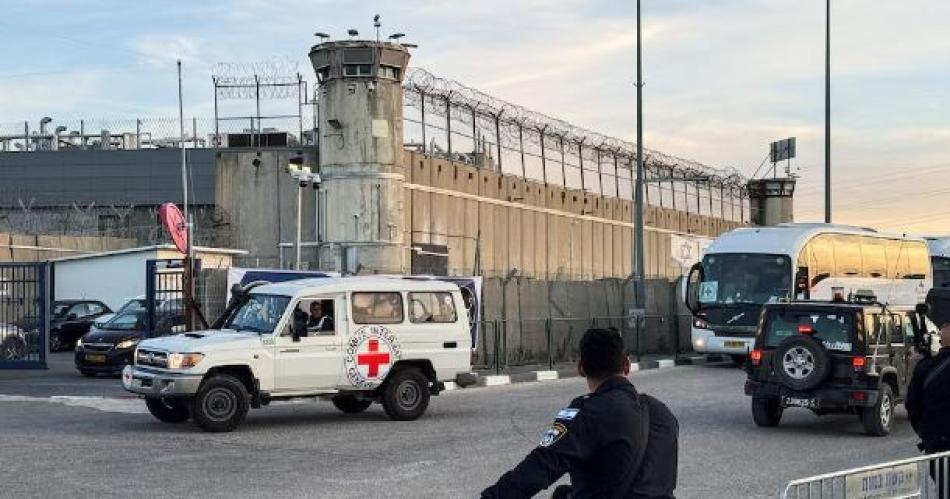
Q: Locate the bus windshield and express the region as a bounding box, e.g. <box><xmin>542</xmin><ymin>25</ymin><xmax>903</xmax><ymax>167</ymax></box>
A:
<box><xmin>698</xmin><ymin>254</ymin><xmax>792</xmax><ymax>306</ymax></box>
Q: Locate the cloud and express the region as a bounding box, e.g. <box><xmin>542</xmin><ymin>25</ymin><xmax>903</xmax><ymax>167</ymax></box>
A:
<box><xmin>131</xmin><ymin>34</ymin><xmax>203</xmax><ymax>68</ymax></box>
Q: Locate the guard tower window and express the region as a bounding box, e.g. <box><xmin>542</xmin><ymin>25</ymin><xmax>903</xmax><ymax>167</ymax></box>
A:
<box><xmin>379</xmin><ymin>65</ymin><xmax>401</xmax><ymax>80</ymax></box>
<box><xmin>343</xmin><ymin>64</ymin><xmax>373</xmax><ymax>77</ymax></box>
<box><xmin>315</xmin><ymin>66</ymin><xmax>330</xmax><ymax>83</ymax></box>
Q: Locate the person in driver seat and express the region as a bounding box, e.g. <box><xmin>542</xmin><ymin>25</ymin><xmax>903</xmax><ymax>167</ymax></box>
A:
<box><xmin>307</xmin><ymin>301</ymin><xmax>334</xmax><ymax>333</ymax></box>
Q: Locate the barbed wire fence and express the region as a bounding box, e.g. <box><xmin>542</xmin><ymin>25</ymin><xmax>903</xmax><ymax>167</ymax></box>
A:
<box><xmin>403</xmin><ymin>67</ymin><xmax>750</xmax><ymax>223</ymax></box>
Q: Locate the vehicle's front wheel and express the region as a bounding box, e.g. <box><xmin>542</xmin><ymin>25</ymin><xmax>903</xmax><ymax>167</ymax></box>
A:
<box><xmin>332</xmin><ymin>394</ymin><xmax>372</xmax><ymax>414</ymax></box>
<box><xmin>381</xmin><ymin>368</ymin><xmax>431</xmax><ymax>421</ymax></box>
<box><xmin>861</xmin><ymin>384</ymin><xmax>894</xmax><ymax>436</ymax></box>
<box><xmin>145</xmin><ymin>398</ymin><xmax>190</xmax><ymax>423</ymax></box>
<box><xmin>189</xmin><ymin>375</ymin><xmax>250</xmax><ymax>432</ymax></box>
<box><xmin>0</xmin><ymin>337</ymin><xmax>27</xmax><ymax>361</ymax></box>
<box><xmin>751</xmin><ymin>398</ymin><xmax>783</xmax><ymax>427</ymax></box>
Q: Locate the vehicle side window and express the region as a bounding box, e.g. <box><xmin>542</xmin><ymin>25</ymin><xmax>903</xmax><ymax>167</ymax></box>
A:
<box><xmin>69</xmin><ymin>303</ymin><xmax>89</xmax><ymax>317</ymax></box>
<box><xmin>352</xmin><ymin>292</ymin><xmax>403</xmax><ymax>325</ymax></box>
<box><xmin>88</xmin><ymin>303</ymin><xmax>105</xmax><ymax>315</ymax></box>
<box><xmin>888</xmin><ymin>314</ymin><xmax>903</xmax><ymax>345</ymax></box>
<box><xmin>902</xmin><ymin>314</ymin><xmax>917</xmax><ymax>344</ymax></box>
<box><xmin>298</xmin><ymin>298</ymin><xmax>336</xmax><ymax>335</ymax></box>
<box><xmin>408</xmin><ymin>292</ymin><xmax>457</xmax><ymax>323</ymax></box>
<box><xmin>866</xmin><ymin>314</ymin><xmax>884</xmax><ymax>345</ymax></box>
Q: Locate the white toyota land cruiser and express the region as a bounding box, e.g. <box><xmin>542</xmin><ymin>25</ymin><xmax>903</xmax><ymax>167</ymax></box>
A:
<box><xmin>122</xmin><ymin>277</ymin><xmax>476</xmax><ymax>432</ymax></box>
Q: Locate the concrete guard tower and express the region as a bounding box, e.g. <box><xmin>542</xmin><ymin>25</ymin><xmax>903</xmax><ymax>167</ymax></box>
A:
<box><xmin>309</xmin><ymin>39</ymin><xmax>411</xmax><ymax>273</ymax></box>
<box><xmin>747</xmin><ymin>178</ymin><xmax>796</xmax><ymax>226</ymax></box>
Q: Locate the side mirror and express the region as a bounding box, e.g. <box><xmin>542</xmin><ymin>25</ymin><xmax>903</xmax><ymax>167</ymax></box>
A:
<box><xmin>66</xmin><ymin>313</ymin><xmax>78</xmax><ymax>321</ymax></box>
<box><xmin>291</xmin><ymin>309</ymin><xmax>308</xmax><ymax>343</ymax></box>
<box><xmin>685</xmin><ymin>262</ymin><xmax>703</xmax><ymax>315</ymax></box>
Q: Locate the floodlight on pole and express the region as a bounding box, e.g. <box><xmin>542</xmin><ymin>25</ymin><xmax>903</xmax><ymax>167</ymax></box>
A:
<box><xmin>347</xmin><ymin>29</ymin><xmax>359</xmax><ymax>39</ymax></box>
<box><xmin>315</xmin><ymin>32</ymin><xmax>330</xmax><ymax>42</ymax></box>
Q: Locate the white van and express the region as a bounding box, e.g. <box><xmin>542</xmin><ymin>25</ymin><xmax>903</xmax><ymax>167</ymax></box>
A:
<box><xmin>122</xmin><ymin>276</ymin><xmax>475</xmax><ymax>432</ymax></box>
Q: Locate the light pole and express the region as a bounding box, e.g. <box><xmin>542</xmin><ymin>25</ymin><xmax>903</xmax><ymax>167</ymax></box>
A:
<box><xmin>634</xmin><ymin>0</ymin><xmax>646</xmax><ymax>319</ymax></box>
<box><xmin>824</xmin><ymin>0</ymin><xmax>832</xmax><ymax>223</ymax></box>
<box><xmin>288</xmin><ymin>158</ymin><xmax>321</xmax><ymax>270</ymax></box>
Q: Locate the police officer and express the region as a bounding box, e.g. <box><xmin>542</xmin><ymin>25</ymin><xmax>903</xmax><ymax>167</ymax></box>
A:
<box><xmin>908</xmin><ymin>324</ymin><xmax>950</xmax><ymax>453</ymax></box>
<box><xmin>481</xmin><ymin>328</ymin><xmax>679</xmax><ymax>499</ymax></box>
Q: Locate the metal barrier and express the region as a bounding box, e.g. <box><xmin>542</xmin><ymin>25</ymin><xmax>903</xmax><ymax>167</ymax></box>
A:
<box><xmin>0</xmin><ymin>262</ymin><xmax>48</xmax><ymax>369</ymax></box>
<box><xmin>781</xmin><ymin>451</ymin><xmax>950</xmax><ymax>498</ymax></box>
<box><xmin>473</xmin><ymin>314</ymin><xmax>687</xmax><ymax>373</ymax></box>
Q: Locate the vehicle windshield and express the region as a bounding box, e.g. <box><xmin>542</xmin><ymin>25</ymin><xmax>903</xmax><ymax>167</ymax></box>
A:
<box><xmin>933</xmin><ymin>256</ymin><xmax>950</xmax><ymax>288</ymax></box>
<box><xmin>104</xmin><ymin>311</ymin><xmax>145</xmax><ymax>331</ymax></box>
<box><xmin>698</xmin><ymin>253</ymin><xmax>792</xmax><ymax>306</ymax></box>
<box><xmin>115</xmin><ymin>299</ymin><xmax>146</xmax><ymax>314</ymax></box>
<box><xmin>222</xmin><ymin>294</ymin><xmax>290</xmax><ymax>334</ymax></box>
<box><xmin>761</xmin><ymin>308</ymin><xmax>855</xmax><ymax>351</ymax></box>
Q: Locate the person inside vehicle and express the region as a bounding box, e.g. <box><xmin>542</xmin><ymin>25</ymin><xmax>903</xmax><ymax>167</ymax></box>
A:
<box><xmin>481</xmin><ymin>328</ymin><xmax>679</xmax><ymax>499</ymax></box>
<box><xmin>307</xmin><ymin>300</ymin><xmax>334</xmax><ymax>334</ymax></box>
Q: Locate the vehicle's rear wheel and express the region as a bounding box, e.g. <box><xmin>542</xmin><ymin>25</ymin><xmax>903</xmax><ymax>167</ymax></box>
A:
<box><xmin>332</xmin><ymin>394</ymin><xmax>372</xmax><ymax>414</ymax></box>
<box><xmin>145</xmin><ymin>397</ymin><xmax>190</xmax><ymax>423</ymax></box>
<box><xmin>382</xmin><ymin>368</ymin><xmax>430</xmax><ymax>421</ymax></box>
<box><xmin>751</xmin><ymin>398</ymin><xmax>783</xmax><ymax>427</ymax></box>
<box><xmin>189</xmin><ymin>375</ymin><xmax>250</xmax><ymax>432</ymax></box>
<box><xmin>861</xmin><ymin>384</ymin><xmax>894</xmax><ymax>436</ymax></box>
<box><xmin>0</xmin><ymin>337</ymin><xmax>27</xmax><ymax>361</ymax></box>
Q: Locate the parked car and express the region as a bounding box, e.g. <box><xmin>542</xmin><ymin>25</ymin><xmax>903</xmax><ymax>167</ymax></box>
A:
<box><xmin>49</xmin><ymin>300</ymin><xmax>112</xmax><ymax>351</ymax></box>
<box><xmin>76</xmin><ymin>305</ymin><xmax>185</xmax><ymax>377</ymax></box>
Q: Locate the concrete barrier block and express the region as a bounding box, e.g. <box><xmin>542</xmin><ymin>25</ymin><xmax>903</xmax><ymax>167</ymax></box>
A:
<box><xmin>657</xmin><ymin>359</ymin><xmax>675</xmax><ymax>368</ymax></box>
<box><xmin>534</xmin><ymin>370</ymin><xmax>559</xmax><ymax>381</ymax></box>
<box><xmin>443</xmin><ymin>381</ymin><xmax>459</xmax><ymax>391</ymax></box>
<box><xmin>479</xmin><ymin>375</ymin><xmax>511</xmax><ymax>387</ymax></box>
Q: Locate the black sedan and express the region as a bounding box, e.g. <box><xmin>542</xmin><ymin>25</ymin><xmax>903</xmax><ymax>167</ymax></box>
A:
<box><xmin>49</xmin><ymin>300</ymin><xmax>112</xmax><ymax>351</ymax></box>
<box><xmin>75</xmin><ymin>310</ymin><xmax>184</xmax><ymax>377</ymax></box>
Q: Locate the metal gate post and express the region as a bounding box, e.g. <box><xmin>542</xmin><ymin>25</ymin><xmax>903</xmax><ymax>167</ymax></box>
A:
<box><xmin>145</xmin><ymin>260</ymin><xmax>157</xmax><ymax>337</ymax></box>
<box><xmin>39</xmin><ymin>262</ymin><xmax>49</xmax><ymax>369</ymax></box>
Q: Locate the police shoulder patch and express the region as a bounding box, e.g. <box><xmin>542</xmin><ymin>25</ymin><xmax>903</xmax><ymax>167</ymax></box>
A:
<box><xmin>540</xmin><ymin>422</ymin><xmax>568</xmax><ymax>448</ymax></box>
<box><xmin>556</xmin><ymin>408</ymin><xmax>580</xmax><ymax>421</ymax></box>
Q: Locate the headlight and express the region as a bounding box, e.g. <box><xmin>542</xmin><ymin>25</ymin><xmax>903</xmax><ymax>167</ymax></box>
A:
<box><xmin>167</xmin><ymin>352</ymin><xmax>204</xmax><ymax>369</ymax></box>
<box><xmin>75</xmin><ymin>337</ymin><xmax>84</xmax><ymax>350</ymax></box>
<box><xmin>115</xmin><ymin>338</ymin><xmax>140</xmax><ymax>350</ymax></box>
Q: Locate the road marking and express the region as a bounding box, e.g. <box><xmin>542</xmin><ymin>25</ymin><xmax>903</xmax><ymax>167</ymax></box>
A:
<box><xmin>0</xmin><ymin>394</ymin><xmax>148</xmax><ymax>414</ymax></box>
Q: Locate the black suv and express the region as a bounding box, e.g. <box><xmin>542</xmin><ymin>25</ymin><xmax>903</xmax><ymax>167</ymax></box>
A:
<box><xmin>744</xmin><ymin>300</ymin><xmax>935</xmax><ymax>436</ymax></box>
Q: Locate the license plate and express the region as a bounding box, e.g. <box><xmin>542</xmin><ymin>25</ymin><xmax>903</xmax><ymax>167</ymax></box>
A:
<box><xmin>784</xmin><ymin>397</ymin><xmax>818</xmax><ymax>409</ymax></box>
<box><xmin>725</xmin><ymin>340</ymin><xmax>746</xmax><ymax>348</ymax></box>
<box><xmin>85</xmin><ymin>353</ymin><xmax>106</xmax><ymax>363</ymax></box>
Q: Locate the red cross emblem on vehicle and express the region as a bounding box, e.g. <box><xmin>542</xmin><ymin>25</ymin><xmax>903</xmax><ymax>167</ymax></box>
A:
<box><xmin>357</xmin><ymin>339</ymin><xmax>391</xmax><ymax>378</ymax></box>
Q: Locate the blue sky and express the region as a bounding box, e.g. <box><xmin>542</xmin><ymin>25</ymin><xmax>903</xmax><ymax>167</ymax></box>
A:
<box><xmin>1</xmin><ymin>0</ymin><xmax>948</xmax><ymax>234</ymax></box>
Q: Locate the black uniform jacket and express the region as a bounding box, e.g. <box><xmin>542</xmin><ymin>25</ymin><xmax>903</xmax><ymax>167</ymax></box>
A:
<box><xmin>481</xmin><ymin>376</ymin><xmax>678</xmax><ymax>499</ymax></box>
<box><xmin>907</xmin><ymin>347</ymin><xmax>950</xmax><ymax>453</ymax></box>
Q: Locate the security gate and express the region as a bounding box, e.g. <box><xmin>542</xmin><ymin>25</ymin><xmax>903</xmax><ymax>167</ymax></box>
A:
<box><xmin>0</xmin><ymin>263</ymin><xmax>48</xmax><ymax>369</ymax></box>
<box><xmin>144</xmin><ymin>259</ymin><xmax>199</xmax><ymax>337</ymax></box>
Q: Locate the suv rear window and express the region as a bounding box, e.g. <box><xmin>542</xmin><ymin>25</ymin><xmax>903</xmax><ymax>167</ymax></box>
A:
<box><xmin>761</xmin><ymin>308</ymin><xmax>857</xmax><ymax>352</ymax></box>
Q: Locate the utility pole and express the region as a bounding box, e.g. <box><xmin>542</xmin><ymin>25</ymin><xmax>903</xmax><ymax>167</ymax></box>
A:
<box><xmin>633</xmin><ymin>0</ymin><xmax>646</xmax><ymax>316</ymax></box>
<box><xmin>824</xmin><ymin>0</ymin><xmax>832</xmax><ymax>223</ymax></box>
<box><xmin>177</xmin><ymin>60</ymin><xmax>195</xmax><ymax>331</ymax></box>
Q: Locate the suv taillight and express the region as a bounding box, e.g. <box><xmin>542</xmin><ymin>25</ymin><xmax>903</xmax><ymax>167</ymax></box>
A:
<box><xmin>852</xmin><ymin>356</ymin><xmax>866</xmax><ymax>372</ymax></box>
<box><xmin>750</xmin><ymin>349</ymin><xmax>763</xmax><ymax>366</ymax></box>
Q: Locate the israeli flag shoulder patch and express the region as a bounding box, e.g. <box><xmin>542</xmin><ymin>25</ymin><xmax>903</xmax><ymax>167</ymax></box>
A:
<box><xmin>556</xmin><ymin>408</ymin><xmax>580</xmax><ymax>421</ymax></box>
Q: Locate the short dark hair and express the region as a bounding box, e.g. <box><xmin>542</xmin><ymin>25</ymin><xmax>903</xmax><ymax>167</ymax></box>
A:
<box><xmin>579</xmin><ymin>328</ymin><xmax>626</xmax><ymax>380</ymax></box>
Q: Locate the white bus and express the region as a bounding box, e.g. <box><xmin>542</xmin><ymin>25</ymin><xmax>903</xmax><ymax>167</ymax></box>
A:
<box><xmin>927</xmin><ymin>236</ymin><xmax>950</xmax><ymax>289</ymax></box>
<box><xmin>684</xmin><ymin>223</ymin><xmax>932</xmax><ymax>363</ymax></box>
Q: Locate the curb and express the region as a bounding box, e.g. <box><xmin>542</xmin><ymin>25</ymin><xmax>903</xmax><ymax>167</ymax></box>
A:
<box><xmin>466</xmin><ymin>355</ymin><xmax>732</xmax><ymax>390</ymax></box>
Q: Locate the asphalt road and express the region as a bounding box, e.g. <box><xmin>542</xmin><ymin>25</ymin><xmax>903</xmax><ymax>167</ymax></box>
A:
<box><xmin>0</xmin><ymin>354</ymin><xmax>924</xmax><ymax>498</ymax></box>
